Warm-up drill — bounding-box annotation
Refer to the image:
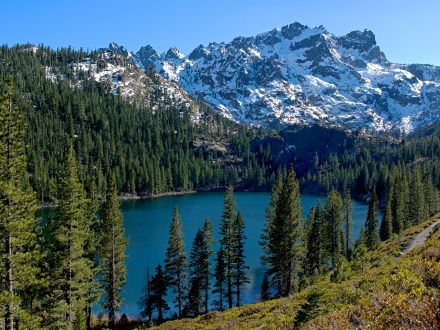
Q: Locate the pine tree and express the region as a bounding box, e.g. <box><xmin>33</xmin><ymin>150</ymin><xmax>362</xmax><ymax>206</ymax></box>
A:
<box><xmin>233</xmin><ymin>211</ymin><xmax>249</xmax><ymax>307</ymax></box>
<box><xmin>138</xmin><ymin>267</ymin><xmax>153</xmax><ymax>323</ymax></box>
<box><xmin>45</xmin><ymin>144</ymin><xmax>94</xmax><ymax>329</ymax></box>
<box><xmin>272</xmin><ymin>164</ymin><xmax>303</xmax><ymax>296</ymax></box>
<box><xmin>201</xmin><ymin>217</ymin><xmax>215</xmax><ymax>314</ymax></box>
<box><xmin>342</xmin><ymin>189</ymin><xmax>354</xmax><ymax>257</ymax></box>
<box><xmin>99</xmin><ymin>172</ymin><xmax>128</xmax><ymax>329</ymax></box>
<box><xmin>391</xmin><ymin>181</ymin><xmax>403</xmax><ymax>234</ymax></box>
<box><xmin>165</xmin><ymin>205</ymin><xmax>188</xmax><ymax>318</ymax></box>
<box><xmin>380</xmin><ymin>196</ymin><xmax>393</xmax><ymax>241</ymax></box>
<box><xmin>294</xmin><ymin>286</ymin><xmax>327</xmax><ymax>327</ymax></box>
<box><xmin>84</xmin><ymin>174</ymin><xmax>101</xmax><ymax>329</ymax></box>
<box><xmin>212</xmin><ymin>245</ymin><xmax>226</xmax><ymax>311</ymax></box>
<box><xmin>149</xmin><ymin>264</ymin><xmax>169</xmax><ymax>323</ymax></box>
<box><xmin>186</xmin><ymin>228</ymin><xmax>206</xmax><ymax>317</ymax></box>
<box><xmin>351</xmin><ymin>243</ymin><xmax>369</xmax><ymax>274</ymax></box>
<box><xmin>304</xmin><ymin>201</ymin><xmax>328</xmax><ymax>277</ymax></box>
<box><xmin>364</xmin><ymin>190</ymin><xmax>379</xmax><ymax>250</ymax></box>
<box><xmin>260</xmin><ymin>176</ymin><xmax>283</xmax><ymax>295</ymax></box>
<box><xmin>409</xmin><ymin>167</ymin><xmax>427</xmax><ymax>225</ymax></box>
<box><xmin>0</xmin><ymin>76</ymin><xmax>41</xmax><ymax>329</ymax></box>
<box><xmin>218</xmin><ymin>184</ymin><xmax>237</xmax><ymax>308</ymax></box>
<box><xmin>324</xmin><ymin>187</ymin><xmax>343</xmax><ymax>267</ymax></box>
<box><xmin>260</xmin><ymin>272</ymin><xmax>271</xmax><ymax>301</ymax></box>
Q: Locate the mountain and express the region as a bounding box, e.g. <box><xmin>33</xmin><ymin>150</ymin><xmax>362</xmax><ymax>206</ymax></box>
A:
<box><xmin>131</xmin><ymin>22</ymin><xmax>440</xmax><ymax>133</ymax></box>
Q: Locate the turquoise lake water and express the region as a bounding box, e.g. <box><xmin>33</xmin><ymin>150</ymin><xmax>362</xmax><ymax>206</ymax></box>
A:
<box><xmin>37</xmin><ymin>192</ymin><xmax>377</xmax><ymax>317</ymax></box>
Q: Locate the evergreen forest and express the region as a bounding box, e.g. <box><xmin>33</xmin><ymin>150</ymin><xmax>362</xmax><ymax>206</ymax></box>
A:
<box><xmin>2</xmin><ymin>43</ymin><xmax>440</xmax><ymax>329</ymax></box>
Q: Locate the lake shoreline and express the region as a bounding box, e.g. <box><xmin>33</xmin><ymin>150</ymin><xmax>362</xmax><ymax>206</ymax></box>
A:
<box><xmin>37</xmin><ymin>186</ymin><xmax>368</xmax><ymax>209</ymax></box>
<box><xmin>36</xmin><ymin>186</ymin><xmax>271</xmax><ymax>209</ymax></box>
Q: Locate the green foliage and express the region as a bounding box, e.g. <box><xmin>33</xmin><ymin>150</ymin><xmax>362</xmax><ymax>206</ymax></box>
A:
<box><xmin>149</xmin><ymin>264</ymin><xmax>169</xmax><ymax>323</ymax></box>
<box><xmin>324</xmin><ymin>187</ymin><xmax>343</xmax><ymax>267</ymax></box>
<box><xmin>164</xmin><ymin>205</ymin><xmax>188</xmax><ymax>318</ymax></box>
<box><xmin>185</xmin><ymin>217</ymin><xmax>215</xmax><ymax>316</ymax></box>
<box><xmin>260</xmin><ymin>272</ymin><xmax>271</xmax><ymax>302</ymax></box>
<box><xmin>294</xmin><ymin>286</ymin><xmax>328</xmax><ymax>326</ymax></box>
<box><xmin>342</xmin><ymin>189</ymin><xmax>354</xmax><ymax>257</ymax></box>
<box><xmin>364</xmin><ymin>190</ymin><xmax>379</xmax><ymax>250</ymax></box>
<box><xmin>232</xmin><ymin>211</ymin><xmax>249</xmax><ymax>307</ymax></box>
<box><xmin>218</xmin><ymin>185</ymin><xmax>237</xmax><ymax>308</ymax></box>
<box><xmin>99</xmin><ymin>171</ymin><xmax>129</xmax><ymax>328</ymax></box>
<box><xmin>0</xmin><ymin>45</ymin><xmax>280</xmax><ymax>202</ymax></box>
<box><xmin>0</xmin><ymin>77</ymin><xmax>41</xmax><ymax>329</ymax></box>
<box><xmin>201</xmin><ymin>218</ymin><xmax>214</xmax><ymax>314</ymax></box>
<box><xmin>260</xmin><ymin>176</ymin><xmax>283</xmax><ymax>292</ymax></box>
<box><xmin>380</xmin><ymin>196</ymin><xmax>393</xmax><ymax>241</ymax></box>
<box><xmin>44</xmin><ymin>144</ymin><xmax>94</xmax><ymax>329</ymax></box>
<box><xmin>303</xmin><ymin>201</ymin><xmax>329</xmax><ymax>278</ymax></box>
<box><xmin>330</xmin><ymin>257</ymin><xmax>353</xmax><ymax>283</ymax></box>
<box><xmin>261</xmin><ymin>165</ymin><xmax>303</xmax><ymax>297</ymax></box>
<box><xmin>351</xmin><ymin>243</ymin><xmax>369</xmax><ymax>273</ymax></box>
<box><xmin>212</xmin><ymin>245</ymin><xmax>226</xmax><ymax>311</ymax></box>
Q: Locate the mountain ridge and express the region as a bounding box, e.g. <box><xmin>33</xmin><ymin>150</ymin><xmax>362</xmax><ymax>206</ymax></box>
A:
<box><xmin>100</xmin><ymin>21</ymin><xmax>440</xmax><ymax>133</ymax></box>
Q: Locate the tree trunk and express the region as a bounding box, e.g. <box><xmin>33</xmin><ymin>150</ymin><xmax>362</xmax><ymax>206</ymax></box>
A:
<box><xmin>109</xmin><ymin>219</ymin><xmax>116</xmax><ymax>329</ymax></box>
<box><xmin>204</xmin><ymin>272</ymin><xmax>209</xmax><ymax>314</ymax></box>
<box><xmin>5</xmin><ymin>98</ymin><xmax>14</xmax><ymax>330</ymax></box>
<box><xmin>6</xmin><ymin>233</ymin><xmax>13</xmax><ymax>330</ymax></box>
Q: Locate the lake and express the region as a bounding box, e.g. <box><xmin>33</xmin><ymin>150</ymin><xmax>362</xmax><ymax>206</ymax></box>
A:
<box><xmin>37</xmin><ymin>191</ymin><xmax>377</xmax><ymax>317</ymax></box>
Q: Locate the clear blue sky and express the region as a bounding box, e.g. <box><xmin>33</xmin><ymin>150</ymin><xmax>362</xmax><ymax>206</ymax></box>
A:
<box><xmin>2</xmin><ymin>0</ymin><xmax>440</xmax><ymax>65</ymax></box>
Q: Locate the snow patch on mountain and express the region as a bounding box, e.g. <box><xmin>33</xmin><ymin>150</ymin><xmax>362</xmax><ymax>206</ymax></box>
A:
<box><xmin>132</xmin><ymin>23</ymin><xmax>440</xmax><ymax>132</ymax></box>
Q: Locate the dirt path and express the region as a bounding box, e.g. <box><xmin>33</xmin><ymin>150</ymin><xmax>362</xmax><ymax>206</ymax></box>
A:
<box><xmin>398</xmin><ymin>218</ymin><xmax>440</xmax><ymax>256</ymax></box>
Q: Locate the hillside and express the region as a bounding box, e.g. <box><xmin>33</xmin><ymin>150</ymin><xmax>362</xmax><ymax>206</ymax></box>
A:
<box><xmin>0</xmin><ymin>44</ymin><xmax>283</xmax><ymax>201</ymax></box>
<box><xmin>154</xmin><ymin>214</ymin><xmax>440</xmax><ymax>329</ymax></box>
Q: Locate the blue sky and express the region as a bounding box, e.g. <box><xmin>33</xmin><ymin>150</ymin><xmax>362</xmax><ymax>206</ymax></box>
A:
<box><xmin>2</xmin><ymin>0</ymin><xmax>439</xmax><ymax>65</ymax></box>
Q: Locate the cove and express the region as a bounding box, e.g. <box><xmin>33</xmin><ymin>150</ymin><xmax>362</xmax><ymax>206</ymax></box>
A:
<box><xmin>37</xmin><ymin>192</ymin><xmax>377</xmax><ymax>317</ymax></box>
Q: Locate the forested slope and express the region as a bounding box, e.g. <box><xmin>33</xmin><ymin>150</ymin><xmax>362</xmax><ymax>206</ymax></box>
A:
<box><xmin>0</xmin><ymin>44</ymin><xmax>282</xmax><ymax>202</ymax></box>
<box><xmin>156</xmin><ymin>214</ymin><xmax>440</xmax><ymax>329</ymax></box>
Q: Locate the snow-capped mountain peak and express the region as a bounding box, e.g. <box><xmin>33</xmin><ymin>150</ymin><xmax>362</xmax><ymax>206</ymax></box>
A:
<box><xmin>128</xmin><ymin>21</ymin><xmax>440</xmax><ymax>132</ymax></box>
<box><xmin>92</xmin><ymin>22</ymin><xmax>440</xmax><ymax>133</ymax></box>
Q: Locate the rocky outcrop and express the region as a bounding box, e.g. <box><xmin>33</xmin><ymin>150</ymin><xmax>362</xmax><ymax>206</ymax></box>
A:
<box><xmin>251</xmin><ymin>125</ymin><xmax>355</xmax><ymax>176</ymax></box>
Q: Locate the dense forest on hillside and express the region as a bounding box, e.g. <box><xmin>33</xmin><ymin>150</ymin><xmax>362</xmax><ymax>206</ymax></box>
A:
<box><xmin>0</xmin><ymin>44</ymin><xmax>282</xmax><ymax>202</ymax></box>
<box><xmin>3</xmin><ymin>42</ymin><xmax>440</xmax><ymax>329</ymax></box>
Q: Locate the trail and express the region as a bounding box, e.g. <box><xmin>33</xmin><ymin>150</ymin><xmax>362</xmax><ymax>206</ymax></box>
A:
<box><xmin>398</xmin><ymin>218</ymin><xmax>440</xmax><ymax>256</ymax></box>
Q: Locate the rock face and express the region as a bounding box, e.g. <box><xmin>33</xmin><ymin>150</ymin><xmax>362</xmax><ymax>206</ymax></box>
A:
<box><xmin>250</xmin><ymin>124</ymin><xmax>355</xmax><ymax>177</ymax></box>
<box><xmin>134</xmin><ymin>22</ymin><xmax>440</xmax><ymax>133</ymax></box>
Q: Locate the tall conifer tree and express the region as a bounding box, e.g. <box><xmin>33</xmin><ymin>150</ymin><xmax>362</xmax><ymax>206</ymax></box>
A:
<box><xmin>99</xmin><ymin>172</ymin><xmax>128</xmax><ymax>329</ymax></box>
<box><xmin>165</xmin><ymin>205</ymin><xmax>188</xmax><ymax>318</ymax></box>
<box><xmin>324</xmin><ymin>187</ymin><xmax>343</xmax><ymax>267</ymax></box>
<box><xmin>273</xmin><ymin>165</ymin><xmax>303</xmax><ymax>296</ymax></box>
<box><xmin>342</xmin><ymin>189</ymin><xmax>354</xmax><ymax>257</ymax></box>
<box><xmin>233</xmin><ymin>211</ymin><xmax>249</xmax><ymax>306</ymax></box>
<box><xmin>212</xmin><ymin>245</ymin><xmax>226</xmax><ymax>311</ymax></box>
<box><xmin>186</xmin><ymin>226</ymin><xmax>211</xmax><ymax>317</ymax></box>
<box><xmin>0</xmin><ymin>77</ymin><xmax>41</xmax><ymax>329</ymax></box>
<box><xmin>260</xmin><ymin>176</ymin><xmax>283</xmax><ymax>294</ymax></box>
<box><xmin>364</xmin><ymin>190</ymin><xmax>379</xmax><ymax>250</ymax></box>
<box><xmin>409</xmin><ymin>167</ymin><xmax>427</xmax><ymax>225</ymax></box>
<box><xmin>304</xmin><ymin>201</ymin><xmax>328</xmax><ymax>277</ymax></box>
<box><xmin>218</xmin><ymin>184</ymin><xmax>237</xmax><ymax>308</ymax></box>
<box><xmin>84</xmin><ymin>174</ymin><xmax>101</xmax><ymax>328</ymax></box>
<box><xmin>149</xmin><ymin>264</ymin><xmax>169</xmax><ymax>323</ymax></box>
<box><xmin>45</xmin><ymin>144</ymin><xmax>94</xmax><ymax>329</ymax></box>
<box><xmin>380</xmin><ymin>196</ymin><xmax>393</xmax><ymax>241</ymax></box>
<box><xmin>201</xmin><ymin>217</ymin><xmax>214</xmax><ymax>314</ymax></box>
